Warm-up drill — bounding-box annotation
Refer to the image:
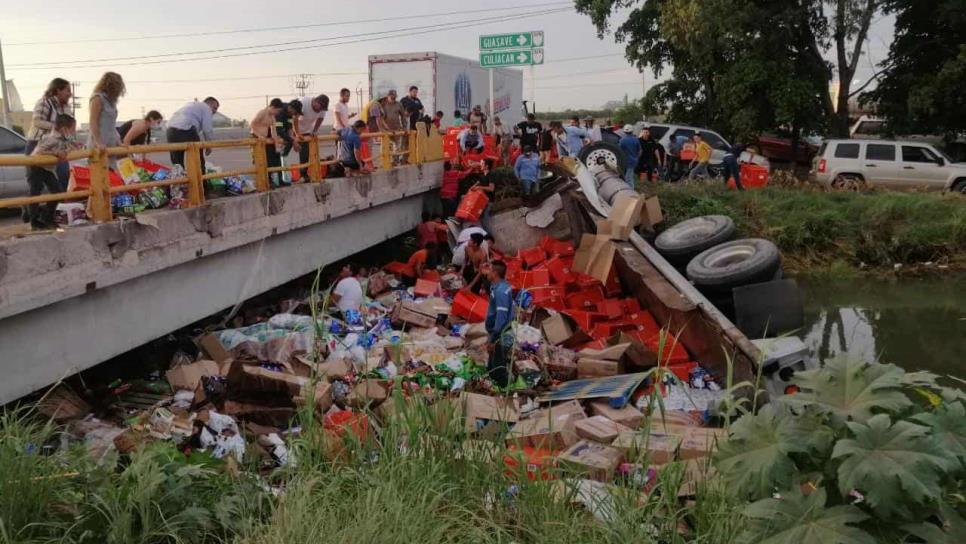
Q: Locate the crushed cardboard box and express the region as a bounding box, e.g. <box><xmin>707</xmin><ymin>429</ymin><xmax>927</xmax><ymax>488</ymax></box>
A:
<box><xmin>576</xmin><ymin>357</ymin><xmax>622</xmax><ymax>379</ymax></box>
<box><xmin>507</xmin><ymin>400</ymin><xmax>586</xmax><ymax>449</ymax></box>
<box><xmin>166</xmin><ymin>360</ymin><xmax>223</xmax><ymax>391</ymax></box>
<box><xmin>574</xmin><ymin>415</ymin><xmax>632</xmax><ymax>444</ymax></box>
<box><xmin>541</xmin><ymin>313</ymin><xmax>592</xmax><ymax>349</ymax></box>
<box><xmin>588</xmin><ymin>401</ymin><xmax>645</xmax><ymax>429</ymax></box>
<box><xmin>196</xmin><ymin>333</ymin><xmax>232</xmax><ymax>363</ymax></box>
<box><xmin>607</xmin><ymin>193</ymin><xmax>644</xmax><ymax>241</ymax></box>
<box><xmin>463</xmin><ymin>392</ymin><xmax>519</xmax><ymax>434</ymax></box>
<box><xmin>391</xmin><ymin>300</ymin><xmax>437</xmax><ymax>329</ymax></box>
<box><xmin>573</xmin><ymin>233</ymin><xmax>616</xmax><ymax>284</ymax></box>
<box><xmin>611</xmin><ymin>430</ymin><xmax>682</xmax><ymax>465</ymax></box>
<box><xmin>558</xmin><ymin>439</ymin><xmax>625</xmax><ymax>481</ymax></box>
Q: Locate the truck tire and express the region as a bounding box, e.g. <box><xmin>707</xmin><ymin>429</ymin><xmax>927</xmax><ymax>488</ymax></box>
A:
<box><xmin>686</xmin><ymin>239</ymin><xmax>781</xmax><ymax>289</ymax></box>
<box><xmin>578</xmin><ymin>141</ymin><xmax>627</xmax><ymax>174</ymax></box>
<box><xmin>655</xmin><ymin>215</ymin><xmax>736</xmax><ymax>266</ymax></box>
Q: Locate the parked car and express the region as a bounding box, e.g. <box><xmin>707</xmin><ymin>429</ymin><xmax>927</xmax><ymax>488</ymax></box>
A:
<box><xmin>810</xmin><ymin>139</ymin><xmax>966</xmax><ymax>192</ymax></box>
<box><xmin>851</xmin><ymin>115</ymin><xmax>966</xmax><ymax>162</ymax></box>
<box><xmin>0</xmin><ymin>126</ymin><xmax>30</xmax><ymax>200</ymax></box>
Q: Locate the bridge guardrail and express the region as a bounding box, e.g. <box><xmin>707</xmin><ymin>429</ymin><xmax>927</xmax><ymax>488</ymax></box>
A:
<box><xmin>0</xmin><ymin>122</ymin><xmax>444</xmax><ymax>223</ymax></box>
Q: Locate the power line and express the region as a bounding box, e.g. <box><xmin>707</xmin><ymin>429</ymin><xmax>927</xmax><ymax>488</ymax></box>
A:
<box><xmin>4</xmin><ymin>1</ymin><xmax>570</xmax><ymax>47</ymax></box>
<box><xmin>11</xmin><ymin>7</ymin><xmax>570</xmax><ymax>68</ymax></box>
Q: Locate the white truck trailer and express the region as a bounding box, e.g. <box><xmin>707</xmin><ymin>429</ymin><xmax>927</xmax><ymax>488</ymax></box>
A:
<box><xmin>368</xmin><ymin>52</ymin><xmax>524</xmax><ymax>128</ymax></box>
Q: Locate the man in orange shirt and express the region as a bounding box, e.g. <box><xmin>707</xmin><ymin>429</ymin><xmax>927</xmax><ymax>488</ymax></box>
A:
<box><xmin>403</xmin><ymin>242</ymin><xmax>438</xmax><ymax>285</ymax></box>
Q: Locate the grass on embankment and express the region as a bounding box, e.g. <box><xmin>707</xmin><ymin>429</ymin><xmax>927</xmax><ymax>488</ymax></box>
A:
<box><xmin>0</xmin><ymin>398</ymin><xmax>743</xmax><ymax>544</ymax></box>
<box><xmin>646</xmin><ymin>182</ymin><xmax>966</xmax><ymax>276</ymax></box>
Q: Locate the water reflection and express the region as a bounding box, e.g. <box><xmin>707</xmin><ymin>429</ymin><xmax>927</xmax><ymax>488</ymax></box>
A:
<box><xmin>797</xmin><ymin>275</ymin><xmax>966</xmax><ymax>380</ymax></box>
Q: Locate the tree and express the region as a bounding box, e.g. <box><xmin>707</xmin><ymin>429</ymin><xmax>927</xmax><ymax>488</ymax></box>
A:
<box><xmin>574</xmin><ymin>0</ymin><xmax>882</xmax><ymax>137</ymax></box>
<box><xmin>863</xmin><ymin>0</ymin><xmax>966</xmax><ymax>137</ymax></box>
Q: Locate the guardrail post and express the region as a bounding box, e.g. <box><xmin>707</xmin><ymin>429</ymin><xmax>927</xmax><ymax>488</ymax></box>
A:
<box><xmin>252</xmin><ymin>141</ymin><xmax>270</xmax><ymax>192</ymax></box>
<box><xmin>409</xmin><ymin>129</ymin><xmax>418</xmax><ymax>165</ymax></box>
<box><xmin>185</xmin><ymin>143</ymin><xmax>205</xmax><ymax>207</ymax></box>
<box><xmin>87</xmin><ymin>148</ymin><xmax>112</xmax><ymax>222</ymax></box>
<box><xmin>308</xmin><ymin>136</ymin><xmax>321</xmax><ymax>182</ymax></box>
<box><xmin>381</xmin><ymin>133</ymin><xmax>392</xmax><ymax>170</ymax></box>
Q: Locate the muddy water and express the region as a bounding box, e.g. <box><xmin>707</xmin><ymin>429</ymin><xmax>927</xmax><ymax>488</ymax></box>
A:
<box><xmin>797</xmin><ymin>275</ymin><xmax>966</xmax><ymax>381</ymax></box>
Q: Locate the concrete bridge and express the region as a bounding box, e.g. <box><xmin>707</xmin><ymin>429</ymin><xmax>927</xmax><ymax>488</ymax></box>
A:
<box><xmin>0</xmin><ymin>163</ymin><xmax>443</xmax><ymax>403</ymax></box>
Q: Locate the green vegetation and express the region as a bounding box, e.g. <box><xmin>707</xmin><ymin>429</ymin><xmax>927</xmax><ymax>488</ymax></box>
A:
<box><xmin>3</xmin><ymin>355</ymin><xmax>964</xmax><ymax>542</ymax></box>
<box><xmin>648</xmin><ymin>182</ymin><xmax>966</xmax><ymax>274</ymax></box>
<box><xmin>716</xmin><ymin>357</ymin><xmax>966</xmax><ymax>542</ymax></box>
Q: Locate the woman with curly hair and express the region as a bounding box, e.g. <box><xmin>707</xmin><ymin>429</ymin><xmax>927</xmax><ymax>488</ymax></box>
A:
<box><xmin>87</xmin><ymin>71</ymin><xmax>125</xmax><ymax>150</ymax></box>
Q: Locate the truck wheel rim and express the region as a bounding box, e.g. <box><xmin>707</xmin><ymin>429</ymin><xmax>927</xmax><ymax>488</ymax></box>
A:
<box><xmin>706</xmin><ymin>244</ymin><xmax>756</xmax><ymax>268</ymax></box>
<box><xmin>585</xmin><ymin>148</ymin><xmax>619</xmax><ymax>171</ymax></box>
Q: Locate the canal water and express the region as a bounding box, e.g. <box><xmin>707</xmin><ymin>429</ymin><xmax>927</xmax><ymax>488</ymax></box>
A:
<box><xmin>797</xmin><ymin>274</ymin><xmax>966</xmax><ymax>381</ymax></box>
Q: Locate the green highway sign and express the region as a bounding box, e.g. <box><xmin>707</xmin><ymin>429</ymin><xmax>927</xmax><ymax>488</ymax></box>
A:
<box><xmin>480</xmin><ymin>48</ymin><xmax>545</xmax><ymax>68</ymax></box>
<box><xmin>479</xmin><ymin>31</ymin><xmax>545</xmax><ymax>51</ymax></box>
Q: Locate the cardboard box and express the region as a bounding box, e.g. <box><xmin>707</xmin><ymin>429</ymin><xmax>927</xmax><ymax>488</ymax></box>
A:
<box><xmin>612</xmin><ymin>431</ymin><xmax>682</xmax><ymax>465</ymax></box>
<box><xmin>577</xmin><ymin>358</ymin><xmax>622</xmax><ymax>379</ymax></box>
<box><xmin>508</xmin><ymin>400</ymin><xmax>586</xmax><ymax>449</ymax></box>
<box><xmin>414</xmin><ymin>279</ymin><xmax>441</xmax><ymax>298</ymax></box>
<box><xmin>541</xmin><ymin>313</ymin><xmax>592</xmax><ymax>348</ymax></box>
<box><xmin>196</xmin><ymin>333</ymin><xmax>232</xmax><ymax>363</ymax></box>
<box><xmin>221</xmin><ymin>400</ymin><xmax>296</xmax><ymax>427</ymax></box>
<box><xmin>228</xmin><ymin>362</ymin><xmax>311</xmax><ymax>396</ymax></box>
<box><xmin>391</xmin><ymin>300</ymin><xmax>438</xmax><ymax>328</ymax></box>
<box><xmin>418</xmin><ymin>296</ymin><xmax>451</xmax><ymax>316</ymax></box>
<box><xmin>463</xmin><ymin>392</ymin><xmax>519</xmax><ymax>434</ymax></box>
<box><xmin>641</xmin><ymin>196</ymin><xmax>663</xmax><ymax>228</ymax></box>
<box><xmin>348</xmin><ymin>379</ymin><xmax>391</xmax><ymax>408</ymax></box>
<box><xmin>675</xmin><ymin>457</ymin><xmax>716</xmax><ymax>498</ymax></box>
<box><xmin>294</xmin><ymin>381</ymin><xmax>334</xmax><ymax>413</ymax></box>
<box><xmin>609</xmin><ymin>193</ymin><xmax>644</xmax><ymax>241</ymax></box>
<box><xmin>558</xmin><ymin>440</ymin><xmax>625</xmax><ymax>481</ymax></box>
<box><xmin>588</xmin><ymin>401</ymin><xmax>645</xmax><ymax>429</ymax></box>
<box><xmin>317</xmin><ymin>358</ymin><xmax>353</xmax><ymax>380</ymax></box>
<box><xmin>676</xmin><ymin>427</ymin><xmax>727</xmax><ymax>460</ymax></box>
<box><xmin>503</xmin><ymin>445</ymin><xmax>559</xmax><ymax>481</ymax></box>
<box><xmin>514</xmin><ymin>359</ymin><xmax>541</xmax><ymax>374</ymax></box>
<box><xmin>166</xmin><ymin>360</ymin><xmax>222</xmax><ymax>391</ymax></box>
<box><xmin>573</xmin><ymin>233</ymin><xmax>616</xmax><ymax>284</ymax></box>
<box><xmin>546</xmin><ymin>348</ymin><xmax>578</xmax><ymax>381</ymax></box>
<box><xmin>574</xmin><ymin>415</ymin><xmax>632</xmax><ymax>444</ymax></box>
<box><xmin>37</xmin><ymin>386</ymin><xmax>91</xmax><ymax>421</ymax></box>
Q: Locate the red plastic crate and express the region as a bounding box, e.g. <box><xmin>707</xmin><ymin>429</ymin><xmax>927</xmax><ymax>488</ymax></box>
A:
<box><xmin>564</xmin><ymin>310</ymin><xmax>606</xmax><ymax>331</ymax></box>
<box><xmin>728</xmin><ymin>163</ymin><xmax>769</xmax><ymax>190</ymax></box>
<box><xmin>413</xmin><ymin>279</ymin><xmax>440</xmax><ymax>298</ymax></box>
<box><xmin>455</xmin><ymin>190</ymin><xmax>489</xmax><ymax>222</ymax></box>
<box><xmin>520</xmin><ymin>269</ymin><xmax>551</xmax><ymax>289</ymax></box>
<box><xmin>598</xmin><ymin>299</ymin><xmax>624</xmax><ymax>320</ymax></box>
<box><xmin>452</xmin><ymin>290</ymin><xmax>488</xmax><ymax>322</ymax></box>
<box><xmin>545</xmin><ymin>256</ymin><xmax>576</xmax><ymax>285</ymax></box>
<box><xmin>538</xmin><ymin>235</ymin><xmax>558</xmax><ymax>253</ymax></box>
<box><xmin>551</xmin><ymin>240</ymin><xmax>576</xmax><ymax>257</ymax></box>
<box><xmin>622</xmin><ymin>298</ymin><xmax>642</xmax><ymax>314</ymax></box>
<box><xmin>644</xmin><ymin>333</ymin><xmax>690</xmax><ymax>365</ymax></box>
<box><xmin>519</xmin><ymin>246</ymin><xmax>546</xmax><ymax>268</ymax></box>
<box><xmin>503</xmin><ymin>446</ymin><xmax>558</xmax><ymax>481</ymax></box>
<box><xmin>324</xmin><ymin>411</ymin><xmax>370</xmax><ymax>441</ymax></box>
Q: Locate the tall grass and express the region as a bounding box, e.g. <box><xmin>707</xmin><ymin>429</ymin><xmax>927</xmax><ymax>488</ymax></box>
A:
<box><xmin>651</xmin><ymin>182</ymin><xmax>966</xmax><ymax>274</ymax></box>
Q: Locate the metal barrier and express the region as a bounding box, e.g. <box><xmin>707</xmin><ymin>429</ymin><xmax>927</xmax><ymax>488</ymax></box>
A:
<box><xmin>0</xmin><ymin>122</ymin><xmax>445</xmax><ymax>224</ymax></box>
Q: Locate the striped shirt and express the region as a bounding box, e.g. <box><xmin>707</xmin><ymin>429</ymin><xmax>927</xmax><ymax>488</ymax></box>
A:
<box><xmin>27</xmin><ymin>97</ymin><xmax>66</xmax><ymax>141</ymax></box>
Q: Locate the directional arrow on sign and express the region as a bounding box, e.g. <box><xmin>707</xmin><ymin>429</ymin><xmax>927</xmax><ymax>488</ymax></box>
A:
<box><xmin>516</xmin><ymin>34</ymin><xmax>528</xmax><ymax>46</ymax></box>
<box><xmin>516</xmin><ymin>52</ymin><xmax>528</xmax><ymax>63</ymax></box>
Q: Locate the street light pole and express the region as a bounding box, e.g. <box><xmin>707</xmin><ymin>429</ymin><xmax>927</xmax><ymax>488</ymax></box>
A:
<box><xmin>0</xmin><ymin>37</ymin><xmax>11</xmax><ymax>128</ymax></box>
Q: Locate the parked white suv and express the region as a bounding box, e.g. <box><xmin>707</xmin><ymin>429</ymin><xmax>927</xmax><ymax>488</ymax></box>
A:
<box><xmin>810</xmin><ymin>139</ymin><xmax>966</xmax><ymax>193</ymax></box>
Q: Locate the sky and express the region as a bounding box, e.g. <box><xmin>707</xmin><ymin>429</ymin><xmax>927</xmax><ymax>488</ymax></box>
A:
<box><xmin>0</xmin><ymin>0</ymin><xmax>893</xmax><ymax>122</ymax></box>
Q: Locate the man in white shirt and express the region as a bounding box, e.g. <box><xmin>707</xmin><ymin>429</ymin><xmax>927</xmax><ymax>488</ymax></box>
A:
<box><xmin>330</xmin><ymin>263</ymin><xmax>364</xmax><ymax>313</ymax></box>
<box><xmin>166</xmin><ymin>97</ymin><xmax>219</xmax><ymax>170</ymax></box>
<box><xmin>296</xmin><ymin>94</ymin><xmax>329</xmax><ymax>177</ymax></box>
<box><xmin>583</xmin><ymin>116</ymin><xmax>602</xmax><ymax>143</ymax></box>
<box><xmin>332</xmin><ymin>88</ymin><xmax>355</xmax><ymax>131</ymax></box>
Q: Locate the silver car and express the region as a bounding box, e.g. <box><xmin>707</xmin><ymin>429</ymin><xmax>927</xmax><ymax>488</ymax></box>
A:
<box><xmin>810</xmin><ymin>139</ymin><xmax>966</xmax><ymax>192</ymax></box>
<box><xmin>0</xmin><ymin>126</ymin><xmax>29</xmax><ymax>199</ymax></box>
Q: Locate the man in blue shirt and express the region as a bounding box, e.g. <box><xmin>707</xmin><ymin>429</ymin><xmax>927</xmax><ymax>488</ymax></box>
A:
<box><xmin>558</xmin><ymin>116</ymin><xmax>590</xmax><ymax>157</ymax></box>
<box><xmin>166</xmin><ymin>96</ymin><xmax>219</xmax><ymax>171</ymax></box>
<box><xmin>513</xmin><ymin>146</ymin><xmax>541</xmax><ymax>195</ymax></box>
<box><xmin>338</xmin><ymin>120</ymin><xmax>370</xmax><ymax>175</ymax></box>
<box><xmin>484</xmin><ymin>261</ymin><xmax>514</xmax><ymax>388</ymax></box>
<box><xmin>618</xmin><ymin>124</ymin><xmax>642</xmax><ymax>186</ymax></box>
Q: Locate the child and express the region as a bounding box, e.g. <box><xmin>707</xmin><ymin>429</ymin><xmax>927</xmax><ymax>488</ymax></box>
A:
<box><xmin>29</xmin><ymin>114</ymin><xmax>82</xmax><ymax>229</ymax></box>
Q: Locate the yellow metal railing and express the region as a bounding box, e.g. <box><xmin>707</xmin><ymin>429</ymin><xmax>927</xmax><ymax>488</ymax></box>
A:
<box><xmin>0</xmin><ymin>122</ymin><xmax>444</xmax><ymax>224</ymax></box>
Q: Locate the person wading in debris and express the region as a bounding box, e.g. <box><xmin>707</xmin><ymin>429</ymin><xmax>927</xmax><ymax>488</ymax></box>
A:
<box><xmin>485</xmin><ymin>260</ymin><xmax>514</xmax><ymax>388</ymax></box>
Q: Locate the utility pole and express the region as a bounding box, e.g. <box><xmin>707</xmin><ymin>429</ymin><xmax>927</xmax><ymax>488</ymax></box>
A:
<box><xmin>294</xmin><ymin>74</ymin><xmax>312</xmax><ymax>97</ymax></box>
<box><xmin>70</xmin><ymin>81</ymin><xmax>81</xmax><ymax>116</ymax></box>
<box><xmin>0</xmin><ymin>37</ymin><xmax>11</xmax><ymax>128</ymax></box>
